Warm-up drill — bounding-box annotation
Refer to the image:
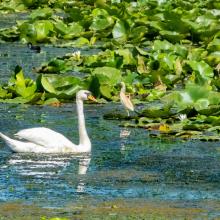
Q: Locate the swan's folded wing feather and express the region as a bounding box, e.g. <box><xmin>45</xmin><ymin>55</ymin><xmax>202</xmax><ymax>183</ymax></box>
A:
<box><xmin>14</xmin><ymin>127</ymin><xmax>75</xmax><ymax>148</ymax></box>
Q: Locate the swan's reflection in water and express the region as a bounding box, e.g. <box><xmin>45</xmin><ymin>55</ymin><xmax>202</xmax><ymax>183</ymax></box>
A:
<box><xmin>76</xmin><ymin>156</ymin><xmax>91</xmax><ymax>192</ymax></box>
<box><xmin>6</xmin><ymin>153</ymin><xmax>91</xmax><ymax>194</ymax></box>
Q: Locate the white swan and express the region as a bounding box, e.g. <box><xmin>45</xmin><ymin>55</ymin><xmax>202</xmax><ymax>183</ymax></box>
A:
<box><xmin>0</xmin><ymin>90</ymin><xmax>97</xmax><ymax>153</ymax></box>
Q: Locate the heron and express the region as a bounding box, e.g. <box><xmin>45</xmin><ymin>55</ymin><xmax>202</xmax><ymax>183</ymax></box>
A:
<box><xmin>120</xmin><ymin>82</ymin><xmax>134</xmax><ymax>116</ymax></box>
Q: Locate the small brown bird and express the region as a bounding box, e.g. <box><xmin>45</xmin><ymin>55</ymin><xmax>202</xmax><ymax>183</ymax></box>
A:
<box><xmin>120</xmin><ymin>82</ymin><xmax>134</xmax><ymax>116</ymax></box>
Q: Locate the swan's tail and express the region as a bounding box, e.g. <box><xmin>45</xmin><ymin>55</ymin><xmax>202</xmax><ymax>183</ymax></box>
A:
<box><xmin>0</xmin><ymin>132</ymin><xmax>21</xmax><ymax>152</ymax></box>
<box><xmin>0</xmin><ymin>132</ymin><xmax>38</xmax><ymax>153</ymax></box>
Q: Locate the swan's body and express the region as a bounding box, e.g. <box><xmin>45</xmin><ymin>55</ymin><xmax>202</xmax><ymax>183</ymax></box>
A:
<box><xmin>0</xmin><ymin>90</ymin><xmax>96</xmax><ymax>153</ymax></box>
<box><xmin>120</xmin><ymin>82</ymin><xmax>134</xmax><ymax>116</ymax></box>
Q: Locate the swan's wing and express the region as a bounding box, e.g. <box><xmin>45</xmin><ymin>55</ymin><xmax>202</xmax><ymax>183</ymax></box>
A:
<box><xmin>120</xmin><ymin>92</ymin><xmax>134</xmax><ymax>111</ymax></box>
<box><xmin>14</xmin><ymin>127</ymin><xmax>75</xmax><ymax>148</ymax></box>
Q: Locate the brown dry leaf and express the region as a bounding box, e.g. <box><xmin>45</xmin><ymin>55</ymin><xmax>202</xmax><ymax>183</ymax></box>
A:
<box><xmin>49</xmin><ymin>101</ymin><xmax>62</xmax><ymax>107</ymax></box>
<box><xmin>155</xmin><ymin>83</ymin><xmax>167</xmax><ymax>92</ymax></box>
<box><xmin>154</xmin><ymin>76</ymin><xmax>167</xmax><ymax>92</ymax></box>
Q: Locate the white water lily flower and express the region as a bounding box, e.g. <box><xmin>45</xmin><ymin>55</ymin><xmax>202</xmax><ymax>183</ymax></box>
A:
<box><xmin>72</xmin><ymin>50</ymin><xmax>81</xmax><ymax>60</ymax></box>
<box><xmin>178</xmin><ymin>114</ymin><xmax>187</xmax><ymax>121</ymax></box>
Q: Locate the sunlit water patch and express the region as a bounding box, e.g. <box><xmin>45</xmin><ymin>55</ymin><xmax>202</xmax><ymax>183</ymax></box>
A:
<box><xmin>0</xmin><ymin>103</ymin><xmax>220</xmax><ymax>209</ymax></box>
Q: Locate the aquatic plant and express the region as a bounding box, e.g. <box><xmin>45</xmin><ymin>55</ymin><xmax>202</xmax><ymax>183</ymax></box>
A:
<box><xmin>0</xmin><ymin>0</ymin><xmax>220</xmax><ymax>139</ymax></box>
<box><xmin>0</xmin><ymin>65</ymin><xmax>87</xmax><ymax>104</ymax></box>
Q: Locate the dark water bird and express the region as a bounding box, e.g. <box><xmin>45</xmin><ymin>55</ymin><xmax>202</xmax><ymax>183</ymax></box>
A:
<box><xmin>27</xmin><ymin>42</ymin><xmax>41</xmax><ymax>53</ymax></box>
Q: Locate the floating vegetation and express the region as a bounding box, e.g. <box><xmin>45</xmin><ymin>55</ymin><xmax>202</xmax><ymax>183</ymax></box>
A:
<box><xmin>0</xmin><ymin>0</ymin><xmax>220</xmax><ymax>139</ymax></box>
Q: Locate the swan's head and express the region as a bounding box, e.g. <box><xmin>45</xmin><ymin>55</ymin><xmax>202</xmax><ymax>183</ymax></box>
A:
<box><xmin>76</xmin><ymin>90</ymin><xmax>97</xmax><ymax>102</ymax></box>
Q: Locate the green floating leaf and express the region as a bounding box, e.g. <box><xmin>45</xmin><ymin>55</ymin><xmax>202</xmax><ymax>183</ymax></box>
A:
<box><xmin>43</xmin><ymin>97</ymin><xmax>60</xmax><ymax>105</ymax></box>
<box><xmin>161</xmin><ymin>82</ymin><xmax>220</xmax><ymax>112</ymax></box>
<box><xmin>153</xmin><ymin>40</ymin><xmax>174</xmax><ymax>51</ymax></box>
<box><xmin>141</xmin><ymin>104</ymin><xmax>173</xmax><ymax>118</ymax></box>
<box><xmin>112</xmin><ymin>20</ymin><xmax>128</xmax><ymax>43</ymax></box>
<box><xmin>44</xmin><ymin>58</ymin><xmax>67</xmax><ymax>73</ymax></box>
<box><xmin>206</xmin><ymin>51</ymin><xmax>220</xmax><ymax>66</ymax></box>
<box><xmin>41</xmin><ymin>74</ymin><xmax>82</xmax><ymax>98</ymax></box>
<box><xmin>0</xmin><ymin>94</ymin><xmax>40</xmax><ymax>104</ymax></box>
<box><xmin>29</xmin><ymin>7</ymin><xmax>53</xmax><ymax>20</ymax></box>
<box><xmin>129</xmin><ymin>26</ymin><xmax>148</xmax><ymax>42</ymax></box>
<box><xmin>207</xmin><ymin>37</ymin><xmax>220</xmax><ymax>52</ymax></box>
<box><xmin>22</xmin><ymin>0</ymin><xmax>35</xmax><ymax>7</ymax></box>
<box><xmin>0</xmin><ymin>87</ymin><xmax>11</xmax><ymax>99</ymax></box>
<box><xmin>185</xmin><ymin>83</ymin><xmax>211</xmax><ymax>102</ymax></box>
<box><xmin>194</xmin><ymin>98</ymin><xmax>209</xmax><ymax>111</ymax></box>
<box><xmin>41</xmin><ymin>75</ymin><xmax>56</xmax><ymax>93</ymax></box>
<box><xmin>65</xmin><ymin>7</ymin><xmax>83</xmax><ymax>22</ymax></box>
<box><xmin>100</xmin><ymin>84</ymin><xmax>112</xmax><ymax>99</ymax></box>
<box><xmin>54</xmin><ymin>21</ymin><xmax>70</xmax><ymax>36</ymax></box>
<box><xmin>91</xmin><ymin>66</ymin><xmax>121</xmax><ymax>99</ymax></box>
<box><xmin>198</xmin><ymin>105</ymin><xmax>220</xmax><ymax>116</ymax></box>
<box><xmin>13</xmin><ymin>66</ymin><xmax>37</xmax><ymax>98</ymax></box>
<box><xmin>19</xmin><ymin>20</ymin><xmax>54</xmax><ymax>42</ymax></box>
<box><xmin>34</xmin><ymin>20</ymin><xmax>54</xmax><ymax>42</ymax></box>
<box><xmin>63</xmin><ymin>23</ymin><xmax>84</xmax><ymax>39</ymax></box>
<box><xmin>90</xmin><ymin>8</ymin><xmax>114</xmax><ymax>31</ymax></box>
<box><xmin>92</xmin><ymin>66</ymin><xmax>121</xmax><ymax>85</ymax></box>
<box><xmin>160</xmin><ymin>30</ymin><xmax>186</xmax><ymax>43</ymax></box>
<box><xmin>69</xmin><ymin>37</ymin><xmax>90</xmax><ymax>47</ymax></box>
<box><xmin>183</xmin><ymin>122</ymin><xmax>210</xmax><ymax>131</ymax></box>
<box><xmin>116</xmin><ymin>48</ymin><xmax>136</xmax><ymax>66</ymax></box>
<box><xmin>188</xmin><ymin>60</ymin><xmax>213</xmax><ymax>84</ymax></box>
<box><xmin>205</xmin><ymin>116</ymin><xmax>220</xmax><ymax>126</ymax></box>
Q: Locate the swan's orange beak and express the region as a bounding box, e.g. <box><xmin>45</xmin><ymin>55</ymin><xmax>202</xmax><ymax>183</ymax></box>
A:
<box><xmin>88</xmin><ymin>95</ymin><xmax>98</xmax><ymax>102</ymax></box>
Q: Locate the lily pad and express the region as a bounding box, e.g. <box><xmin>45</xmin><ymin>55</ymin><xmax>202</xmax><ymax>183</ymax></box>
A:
<box><xmin>112</xmin><ymin>20</ymin><xmax>128</xmax><ymax>43</ymax></box>
<box><xmin>19</xmin><ymin>20</ymin><xmax>54</xmax><ymax>42</ymax></box>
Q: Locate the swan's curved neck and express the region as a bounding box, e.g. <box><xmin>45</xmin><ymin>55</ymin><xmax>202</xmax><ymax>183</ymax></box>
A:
<box><xmin>76</xmin><ymin>99</ymin><xmax>91</xmax><ymax>149</ymax></box>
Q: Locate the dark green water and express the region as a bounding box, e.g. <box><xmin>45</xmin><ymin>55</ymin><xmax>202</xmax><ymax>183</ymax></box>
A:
<box><xmin>0</xmin><ymin>41</ymin><xmax>220</xmax><ymax>218</ymax></box>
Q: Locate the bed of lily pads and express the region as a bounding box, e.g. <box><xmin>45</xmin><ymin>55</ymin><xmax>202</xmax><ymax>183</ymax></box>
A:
<box><xmin>0</xmin><ymin>0</ymin><xmax>220</xmax><ymax>140</ymax></box>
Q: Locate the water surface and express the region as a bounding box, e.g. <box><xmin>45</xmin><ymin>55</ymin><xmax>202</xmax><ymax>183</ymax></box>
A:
<box><xmin>0</xmin><ymin>103</ymin><xmax>220</xmax><ymax>211</ymax></box>
<box><xmin>0</xmin><ymin>25</ymin><xmax>220</xmax><ymax>218</ymax></box>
